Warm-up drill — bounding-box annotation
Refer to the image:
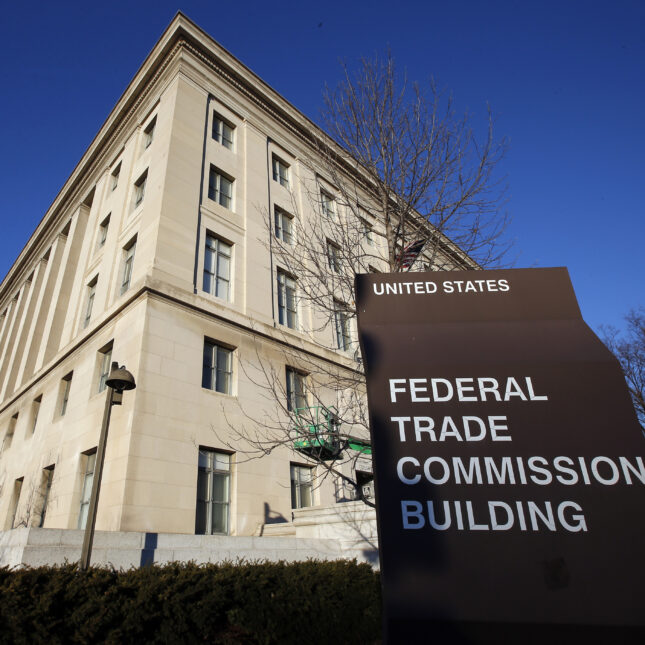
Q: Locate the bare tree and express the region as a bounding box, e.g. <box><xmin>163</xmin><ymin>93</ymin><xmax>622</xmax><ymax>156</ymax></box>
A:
<box><xmin>220</xmin><ymin>53</ymin><xmax>510</xmax><ymax>512</ymax></box>
<box><xmin>602</xmin><ymin>308</ymin><xmax>645</xmax><ymax>431</ymax></box>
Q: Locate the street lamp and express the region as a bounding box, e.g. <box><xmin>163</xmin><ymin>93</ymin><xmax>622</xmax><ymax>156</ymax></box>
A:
<box><xmin>80</xmin><ymin>362</ymin><xmax>136</xmax><ymax>570</ymax></box>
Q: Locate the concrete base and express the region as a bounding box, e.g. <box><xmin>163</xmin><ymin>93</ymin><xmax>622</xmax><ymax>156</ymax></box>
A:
<box><xmin>0</xmin><ymin>502</ymin><xmax>379</xmax><ymax>570</ymax></box>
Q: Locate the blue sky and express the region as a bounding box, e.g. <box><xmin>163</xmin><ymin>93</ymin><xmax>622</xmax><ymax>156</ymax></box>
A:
<box><xmin>0</xmin><ymin>0</ymin><xmax>643</xmax><ymax>333</ymax></box>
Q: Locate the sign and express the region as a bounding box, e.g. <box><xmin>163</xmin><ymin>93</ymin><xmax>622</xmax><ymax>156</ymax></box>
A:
<box><xmin>355</xmin><ymin>268</ymin><xmax>645</xmax><ymax>643</ymax></box>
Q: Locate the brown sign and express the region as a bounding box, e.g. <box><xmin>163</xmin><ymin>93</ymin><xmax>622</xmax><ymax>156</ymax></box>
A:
<box><xmin>355</xmin><ymin>268</ymin><xmax>645</xmax><ymax>643</ymax></box>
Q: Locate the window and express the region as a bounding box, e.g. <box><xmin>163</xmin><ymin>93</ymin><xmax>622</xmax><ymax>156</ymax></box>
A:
<box><xmin>38</xmin><ymin>466</ymin><xmax>55</xmax><ymax>528</ymax></box>
<box><xmin>83</xmin><ymin>277</ymin><xmax>97</xmax><ymax>329</ymax></box>
<box><xmin>97</xmin><ymin>214</ymin><xmax>110</xmax><ymax>248</ymax></box>
<box><xmin>78</xmin><ymin>451</ymin><xmax>96</xmax><ymax>530</ymax></box>
<box><xmin>98</xmin><ymin>344</ymin><xmax>113</xmax><ymax>393</ymax></box>
<box><xmin>355</xmin><ymin>470</ymin><xmax>374</xmax><ymax>501</ymax></box>
<box><xmin>120</xmin><ymin>237</ymin><xmax>137</xmax><ymax>295</ymax></box>
<box><xmin>277</xmin><ymin>270</ymin><xmax>297</xmax><ymax>329</ymax></box>
<box><xmin>320</xmin><ymin>190</ymin><xmax>335</xmax><ymax>218</ymax></box>
<box><xmin>208</xmin><ymin>167</ymin><xmax>233</xmax><ymax>209</ymax></box>
<box><xmin>272</xmin><ymin>156</ymin><xmax>289</xmax><ymax>188</ymax></box>
<box><xmin>290</xmin><ymin>464</ymin><xmax>313</xmax><ymax>509</ymax></box>
<box><xmin>203</xmin><ymin>235</ymin><xmax>232</xmax><ymax>301</ymax></box>
<box><xmin>212</xmin><ymin>113</ymin><xmax>234</xmax><ymax>149</ymax></box>
<box><xmin>202</xmin><ymin>340</ymin><xmax>233</xmax><ymax>395</ymax></box>
<box><xmin>7</xmin><ymin>477</ymin><xmax>23</xmax><ymax>530</ymax></box>
<box><xmin>334</xmin><ymin>300</ymin><xmax>351</xmax><ymax>351</ymax></box>
<box><xmin>286</xmin><ymin>367</ymin><xmax>307</xmax><ymax>412</ymax></box>
<box><xmin>327</xmin><ymin>241</ymin><xmax>340</xmax><ymax>273</ymax></box>
<box><xmin>133</xmin><ymin>170</ymin><xmax>148</xmax><ymax>208</ymax></box>
<box><xmin>31</xmin><ymin>395</ymin><xmax>42</xmax><ymax>433</ymax></box>
<box><xmin>195</xmin><ymin>449</ymin><xmax>231</xmax><ymax>535</ymax></box>
<box><xmin>60</xmin><ymin>372</ymin><xmax>73</xmax><ymax>416</ymax></box>
<box><xmin>143</xmin><ymin>117</ymin><xmax>156</xmax><ymax>148</ymax></box>
<box><xmin>274</xmin><ymin>207</ymin><xmax>293</xmax><ymax>244</ymax></box>
<box><xmin>3</xmin><ymin>413</ymin><xmax>17</xmax><ymax>451</ymax></box>
<box><xmin>362</xmin><ymin>219</ymin><xmax>375</xmax><ymax>246</ymax></box>
<box><xmin>111</xmin><ymin>163</ymin><xmax>121</xmax><ymax>191</ymax></box>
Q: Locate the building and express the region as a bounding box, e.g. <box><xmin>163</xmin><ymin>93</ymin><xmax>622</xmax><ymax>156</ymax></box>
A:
<box><xmin>0</xmin><ymin>14</ymin><xmax>466</xmax><ymax>566</ymax></box>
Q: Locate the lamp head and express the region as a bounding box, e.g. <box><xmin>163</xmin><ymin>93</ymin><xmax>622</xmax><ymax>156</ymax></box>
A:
<box><xmin>105</xmin><ymin>362</ymin><xmax>136</xmax><ymax>393</ymax></box>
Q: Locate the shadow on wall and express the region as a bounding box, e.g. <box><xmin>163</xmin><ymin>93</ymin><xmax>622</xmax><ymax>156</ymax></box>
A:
<box><xmin>140</xmin><ymin>532</ymin><xmax>157</xmax><ymax>567</ymax></box>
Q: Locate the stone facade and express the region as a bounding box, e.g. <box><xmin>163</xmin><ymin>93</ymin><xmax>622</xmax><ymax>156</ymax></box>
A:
<box><xmin>0</xmin><ymin>14</ymin><xmax>465</xmax><ymax>564</ymax></box>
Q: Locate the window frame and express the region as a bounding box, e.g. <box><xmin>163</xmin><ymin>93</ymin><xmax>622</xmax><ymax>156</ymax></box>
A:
<box><xmin>290</xmin><ymin>463</ymin><xmax>314</xmax><ymax>509</ymax></box>
<box><xmin>202</xmin><ymin>339</ymin><xmax>233</xmax><ymax>395</ymax></box>
<box><xmin>327</xmin><ymin>240</ymin><xmax>341</xmax><ymax>273</ymax></box>
<box><xmin>97</xmin><ymin>214</ymin><xmax>110</xmax><ymax>249</ymax></box>
<box><xmin>120</xmin><ymin>237</ymin><xmax>137</xmax><ymax>295</ymax></box>
<box><xmin>274</xmin><ymin>207</ymin><xmax>294</xmax><ymax>245</ymax></box>
<box><xmin>77</xmin><ymin>451</ymin><xmax>96</xmax><ymax>530</ymax></box>
<box><xmin>143</xmin><ymin>117</ymin><xmax>156</xmax><ymax>149</ymax></box>
<box><xmin>277</xmin><ymin>270</ymin><xmax>298</xmax><ymax>329</ymax></box>
<box><xmin>97</xmin><ymin>344</ymin><xmax>113</xmax><ymax>393</ymax></box>
<box><xmin>361</xmin><ymin>218</ymin><xmax>375</xmax><ymax>246</ymax></box>
<box><xmin>3</xmin><ymin>413</ymin><xmax>18</xmax><ymax>451</ymax></box>
<box><xmin>203</xmin><ymin>235</ymin><xmax>232</xmax><ymax>301</ymax></box>
<box><xmin>334</xmin><ymin>300</ymin><xmax>351</xmax><ymax>351</ymax></box>
<box><xmin>38</xmin><ymin>465</ymin><xmax>55</xmax><ymax>528</ymax></box>
<box><xmin>320</xmin><ymin>190</ymin><xmax>336</xmax><ymax>218</ymax></box>
<box><xmin>286</xmin><ymin>367</ymin><xmax>307</xmax><ymax>412</ymax></box>
<box><xmin>208</xmin><ymin>166</ymin><xmax>234</xmax><ymax>210</ymax></box>
<box><xmin>110</xmin><ymin>163</ymin><xmax>121</xmax><ymax>191</ymax></box>
<box><xmin>195</xmin><ymin>448</ymin><xmax>232</xmax><ymax>535</ymax></box>
<box><xmin>272</xmin><ymin>155</ymin><xmax>290</xmax><ymax>188</ymax></box>
<box><xmin>60</xmin><ymin>372</ymin><xmax>73</xmax><ymax>416</ymax></box>
<box><xmin>133</xmin><ymin>170</ymin><xmax>148</xmax><ymax>208</ymax></box>
<box><xmin>212</xmin><ymin>113</ymin><xmax>234</xmax><ymax>150</ymax></box>
<box><xmin>83</xmin><ymin>277</ymin><xmax>98</xmax><ymax>329</ymax></box>
<box><xmin>31</xmin><ymin>395</ymin><xmax>42</xmax><ymax>433</ymax></box>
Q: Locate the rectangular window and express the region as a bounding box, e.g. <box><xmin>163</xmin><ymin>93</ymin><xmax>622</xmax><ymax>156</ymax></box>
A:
<box><xmin>7</xmin><ymin>477</ymin><xmax>23</xmax><ymax>530</ymax></box>
<box><xmin>77</xmin><ymin>451</ymin><xmax>96</xmax><ymax>530</ymax></box>
<box><xmin>38</xmin><ymin>466</ymin><xmax>55</xmax><ymax>528</ymax></box>
<box><xmin>83</xmin><ymin>277</ymin><xmax>97</xmax><ymax>329</ymax></box>
<box><xmin>202</xmin><ymin>340</ymin><xmax>233</xmax><ymax>395</ymax></box>
<box><xmin>111</xmin><ymin>163</ymin><xmax>121</xmax><ymax>191</ymax></box>
<box><xmin>212</xmin><ymin>113</ymin><xmax>234</xmax><ymax>149</ymax></box>
<box><xmin>327</xmin><ymin>241</ymin><xmax>340</xmax><ymax>273</ymax></box>
<box><xmin>290</xmin><ymin>464</ymin><xmax>313</xmax><ymax>509</ymax></box>
<box><xmin>274</xmin><ymin>207</ymin><xmax>293</xmax><ymax>244</ymax></box>
<box><xmin>195</xmin><ymin>449</ymin><xmax>231</xmax><ymax>535</ymax></box>
<box><xmin>133</xmin><ymin>170</ymin><xmax>148</xmax><ymax>208</ymax></box>
<box><xmin>277</xmin><ymin>270</ymin><xmax>297</xmax><ymax>329</ymax></box>
<box><xmin>3</xmin><ymin>413</ymin><xmax>17</xmax><ymax>451</ymax></box>
<box><xmin>320</xmin><ymin>190</ymin><xmax>335</xmax><ymax>218</ymax></box>
<box><xmin>203</xmin><ymin>235</ymin><xmax>232</xmax><ymax>301</ymax></box>
<box><xmin>286</xmin><ymin>367</ymin><xmax>307</xmax><ymax>412</ymax></box>
<box><xmin>334</xmin><ymin>300</ymin><xmax>351</xmax><ymax>351</ymax></box>
<box><xmin>97</xmin><ymin>214</ymin><xmax>110</xmax><ymax>248</ymax></box>
<box><xmin>143</xmin><ymin>117</ymin><xmax>156</xmax><ymax>148</ymax></box>
<box><xmin>60</xmin><ymin>372</ymin><xmax>73</xmax><ymax>416</ymax></box>
<box><xmin>362</xmin><ymin>219</ymin><xmax>375</xmax><ymax>246</ymax></box>
<box><xmin>208</xmin><ymin>167</ymin><xmax>233</xmax><ymax>209</ymax></box>
<box><xmin>120</xmin><ymin>237</ymin><xmax>137</xmax><ymax>295</ymax></box>
<box><xmin>98</xmin><ymin>344</ymin><xmax>113</xmax><ymax>393</ymax></box>
<box><xmin>31</xmin><ymin>395</ymin><xmax>42</xmax><ymax>433</ymax></box>
<box><xmin>272</xmin><ymin>156</ymin><xmax>289</xmax><ymax>188</ymax></box>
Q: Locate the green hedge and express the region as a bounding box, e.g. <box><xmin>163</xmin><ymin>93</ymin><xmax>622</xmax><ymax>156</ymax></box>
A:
<box><xmin>0</xmin><ymin>560</ymin><xmax>381</xmax><ymax>644</ymax></box>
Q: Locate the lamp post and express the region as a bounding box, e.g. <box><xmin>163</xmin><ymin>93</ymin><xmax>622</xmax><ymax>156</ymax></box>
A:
<box><xmin>80</xmin><ymin>362</ymin><xmax>136</xmax><ymax>570</ymax></box>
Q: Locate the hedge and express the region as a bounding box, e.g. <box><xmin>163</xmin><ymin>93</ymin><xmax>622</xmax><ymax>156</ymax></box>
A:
<box><xmin>0</xmin><ymin>560</ymin><xmax>381</xmax><ymax>644</ymax></box>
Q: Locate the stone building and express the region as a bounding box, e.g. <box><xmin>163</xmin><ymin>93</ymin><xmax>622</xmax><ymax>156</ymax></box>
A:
<box><xmin>0</xmin><ymin>14</ymin><xmax>467</xmax><ymax>566</ymax></box>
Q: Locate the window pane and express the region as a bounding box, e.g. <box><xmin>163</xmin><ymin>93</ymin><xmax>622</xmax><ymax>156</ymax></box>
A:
<box><xmin>211</xmin><ymin>502</ymin><xmax>228</xmax><ymax>534</ymax></box>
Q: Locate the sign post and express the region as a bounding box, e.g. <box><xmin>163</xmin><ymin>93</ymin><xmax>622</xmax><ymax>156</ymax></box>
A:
<box><xmin>356</xmin><ymin>268</ymin><xmax>645</xmax><ymax>643</ymax></box>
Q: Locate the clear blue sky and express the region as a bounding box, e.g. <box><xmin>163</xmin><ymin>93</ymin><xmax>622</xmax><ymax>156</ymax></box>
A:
<box><xmin>1</xmin><ymin>0</ymin><xmax>642</xmax><ymax>333</ymax></box>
